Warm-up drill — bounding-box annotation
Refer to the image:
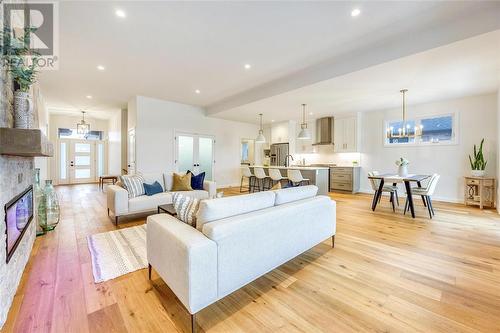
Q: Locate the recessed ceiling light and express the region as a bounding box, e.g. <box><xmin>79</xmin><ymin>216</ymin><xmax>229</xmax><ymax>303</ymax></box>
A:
<box><xmin>195</xmin><ymin>89</ymin><xmax>201</xmax><ymax>94</ymax></box>
<box><xmin>351</xmin><ymin>8</ymin><xmax>361</xmax><ymax>17</ymax></box>
<box><xmin>86</xmin><ymin>95</ymin><xmax>92</xmax><ymax>99</ymax></box>
<box><xmin>309</xmin><ymin>112</ymin><xmax>313</xmax><ymax>115</ymax></box>
<box><xmin>271</xmin><ymin>120</ymin><xmax>275</xmax><ymax>122</ymax></box>
<box><xmin>115</xmin><ymin>9</ymin><xmax>126</xmax><ymax>18</ymax></box>
<box><xmin>97</xmin><ymin>65</ymin><xmax>105</xmax><ymax>71</ymax></box>
<box><xmin>244</xmin><ymin>64</ymin><xmax>251</xmax><ymax>70</ymax></box>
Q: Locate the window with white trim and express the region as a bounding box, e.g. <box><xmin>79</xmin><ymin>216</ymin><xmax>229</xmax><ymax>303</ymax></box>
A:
<box><xmin>385</xmin><ymin>113</ymin><xmax>456</xmax><ymax>146</ymax></box>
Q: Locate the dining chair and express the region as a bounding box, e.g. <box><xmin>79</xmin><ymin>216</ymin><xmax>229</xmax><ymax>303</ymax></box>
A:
<box><xmin>268</xmin><ymin>168</ymin><xmax>287</xmax><ymax>188</ymax></box>
<box><xmin>405</xmin><ymin>174</ymin><xmax>440</xmax><ymax>218</ymax></box>
<box><xmin>240</xmin><ymin>166</ymin><xmax>256</xmax><ymax>193</ymax></box>
<box><xmin>254</xmin><ymin>167</ymin><xmax>271</xmax><ymax>191</ymax></box>
<box><xmin>287</xmin><ymin>169</ymin><xmax>310</xmax><ymax>187</ymax></box>
<box><xmin>368</xmin><ymin>171</ymin><xmax>399</xmax><ymax>212</ymax></box>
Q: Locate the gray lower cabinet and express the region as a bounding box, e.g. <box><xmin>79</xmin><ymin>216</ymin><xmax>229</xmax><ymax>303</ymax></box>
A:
<box><xmin>330</xmin><ymin>167</ymin><xmax>360</xmax><ymax>193</ymax></box>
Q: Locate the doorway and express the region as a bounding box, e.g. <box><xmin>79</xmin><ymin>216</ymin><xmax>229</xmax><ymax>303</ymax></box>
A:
<box><xmin>58</xmin><ymin>139</ymin><xmax>106</xmax><ymax>184</ymax></box>
<box><xmin>175</xmin><ymin>132</ymin><xmax>215</xmax><ymax>181</ymax></box>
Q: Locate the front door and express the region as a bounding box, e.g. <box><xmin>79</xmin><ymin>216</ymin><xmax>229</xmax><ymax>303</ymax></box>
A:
<box><xmin>69</xmin><ymin>140</ymin><xmax>96</xmax><ymax>183</ymax></box>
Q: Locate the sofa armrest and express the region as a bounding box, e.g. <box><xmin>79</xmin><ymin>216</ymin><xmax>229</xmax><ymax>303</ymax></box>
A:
<box><xmin>203</xmin><ymin>181</ymin><xmax>217</xmax><ymax>198</ymax></box>
<box><xmin>147</xmin><ymin>214</ymin><xmax>218</xmax><ymax>314</ymax></box>
<box><xmin>107</xmin><ymin>185</ymin><xmax>129</xmax><ymax>216</ymax></box>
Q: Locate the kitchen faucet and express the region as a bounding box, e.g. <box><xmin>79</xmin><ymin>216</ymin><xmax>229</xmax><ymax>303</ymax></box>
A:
<box><xmin>285</xmin><ymin>154</ymin><xmax>294</xmax><ymax>167</ymax></box>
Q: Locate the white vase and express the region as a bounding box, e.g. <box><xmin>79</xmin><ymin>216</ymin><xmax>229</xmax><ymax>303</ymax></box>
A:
<box><xmin>471</xmin><ymin>170</ymin><xmax>485</xmax><ymax>177</ymax></box>
<box><xmin>14</xmin><ymin>91</ymin><xmax>33</xmax><ymax>129</ymax></box>
<box><xmin>398</xmin><ymin>165</ymin><xmax>408</xmax><ymax>177</ymax></box>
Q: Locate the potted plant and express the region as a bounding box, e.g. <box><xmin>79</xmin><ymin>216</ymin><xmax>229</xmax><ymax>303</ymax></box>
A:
<box><xmin>1</xmin><ymin>27</ymin><xmax>40</xmax><ymax>128</ymax></box>
<box><xmin>395</xmin><ymin>157</ymin><xmax>409</xmax><ymax>177</ymax></box>
<box><xmin>469</xmin><ymin>139</ymin><xmax>487</xmax><ymax>177</ymax></box>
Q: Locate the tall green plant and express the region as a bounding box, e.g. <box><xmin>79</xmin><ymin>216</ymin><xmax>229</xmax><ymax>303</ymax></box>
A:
<box><xmin>1</xmin><ymin>27</ymin><xmax>40</xmax><ymax>92</ymax></box>
<box><xmin>469</xmin><ymin>139</ymin><xmax>487</xmax><ymax>170</ymax></box>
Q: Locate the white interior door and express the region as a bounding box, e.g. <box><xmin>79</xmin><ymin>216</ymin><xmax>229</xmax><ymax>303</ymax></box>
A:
<box><xmin>127</xmin><ymin>128</ymin><xmax>136</xmax><ymax>174</ymax></box>
<box><xmin>69</xmin><ymin>140</ymin><xmax>96</xmax><ymax>183</ymax></box>
<box><xmin>175</xmin><ymin>133</ymin><xmax>215</xmax><ymax>181</ymax></box>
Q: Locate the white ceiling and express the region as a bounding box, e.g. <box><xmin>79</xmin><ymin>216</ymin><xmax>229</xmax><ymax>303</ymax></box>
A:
<box><xmin>214</xmin><ymin>30</ymin><xmax>500</xmax><ymax>124</ymax></box>
<box><xmin>40</xmin><ymin>1</ymin><xmax>500</xmax><ymax>119</ymax></box>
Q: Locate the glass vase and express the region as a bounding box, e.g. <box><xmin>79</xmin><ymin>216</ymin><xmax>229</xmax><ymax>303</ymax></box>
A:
<box><xmin>34</xmin><ymin>168</ymin><xmax>46</xmax><ymax>236</ymax></box>
<box><xmin>38</xmin><ymin>180</ymin><xmax>60</xmax><ymax>232</ymax></box>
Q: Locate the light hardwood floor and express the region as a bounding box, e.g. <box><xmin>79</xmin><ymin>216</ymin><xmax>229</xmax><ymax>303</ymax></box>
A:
<box><xmin>3</xmin><ymin>184</ymin><xmax>500</xmax><ymax>333</ymax></box>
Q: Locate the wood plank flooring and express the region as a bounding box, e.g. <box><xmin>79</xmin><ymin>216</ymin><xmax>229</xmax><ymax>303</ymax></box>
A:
<box><xmin>2</xmin><ymin>184</ymin><xmax>500</xmax><ymax>332</ymax></box>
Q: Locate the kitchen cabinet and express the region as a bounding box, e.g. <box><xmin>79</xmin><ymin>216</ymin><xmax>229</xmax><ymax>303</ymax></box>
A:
<box><xmin>330</xmin><ymin>166</ymin><xmax>360</xmax><ymax>193</ymax></box>
<box><xmin>270</xmin><ymin>120</ymin><xmax>296</xmax><ymax>153</ymax></box>
<box><xmin>334</xmin><ymin>116</ymin><xmax>357</xmax><ymax>153</ymax></box>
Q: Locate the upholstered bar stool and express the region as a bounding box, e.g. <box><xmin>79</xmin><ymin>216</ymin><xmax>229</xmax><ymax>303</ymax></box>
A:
<box><xmin>287</xmin><ymin>169</ymin><xmax>310</xmax><ymax>187</ymax></box>
<box><xmin>254</xmin><ymin>167</ymin><xmax>271</xmax><ymax>191</ymax></box>
<box><xmin>268</xmin><ymin>168</ymin><xmax>287</xmax><ymax>188</ymax></box>
<box><xmin>240</xmin><ymin>166</ymin><xmax>256</xmax><ymax>193</ymax></box>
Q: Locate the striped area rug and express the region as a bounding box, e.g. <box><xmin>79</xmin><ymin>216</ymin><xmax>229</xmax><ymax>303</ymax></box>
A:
<box><xmin>87</xmin><ymin>225</ymin><xmax>147</xmax><ymax>283</ymax></box>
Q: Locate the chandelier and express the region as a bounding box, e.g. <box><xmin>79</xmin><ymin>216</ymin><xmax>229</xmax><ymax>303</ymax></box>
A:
<box><xmin>255</xmin><ymin>113</ymin><xmax>266</xmax><ymax>143</ymax></box>
<box><xmin>386</xmin><ymin>89</ymin><xmax>423</xmax><ymax>140</ymax></box>
<box><xmin>77</xmin><ymin>111</ymin><xmax>90</xmax><ymax>135</ymax></box>
<box><xmin>297</xmin><ymin>104</ymin><xmax>311</xmax><ymax>140</ymax></box>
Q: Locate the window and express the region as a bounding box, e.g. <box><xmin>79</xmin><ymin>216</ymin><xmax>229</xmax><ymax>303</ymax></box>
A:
<box><xmin>58</xmin><ymin>128</ymin><xmax>103</xmax><ymax>140</ymax></box>
<box><xmin>385</xmin><ymin>113</ymin><xmax>456</xmax><ymax>146</ymax></box>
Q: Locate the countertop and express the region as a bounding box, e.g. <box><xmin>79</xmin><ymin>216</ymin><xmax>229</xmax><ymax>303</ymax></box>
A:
<box><xmin>250</xmin><ymin>165</ymin><xmax>330</xmax><ymax>171</ymax></box>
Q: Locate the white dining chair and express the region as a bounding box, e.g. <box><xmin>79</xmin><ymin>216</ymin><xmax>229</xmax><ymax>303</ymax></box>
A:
<box><xmin>240</xmin><ymin>166</ymin><xmax>256</xmax><ymax>193</ymax></box>
<box><xmin>254</xmin><ymin>167</ymin><xmax>271</xmax><ymax>191</ymax></box>
<box><xmin>405</xmin><ymin>174</ymin><xmax>440</xmax><ymax>218</ymax></box>
<box><xmin>268</xmin><ymin>168</ymin><xmax>287</xmax><ymax>188</ymax></box>
<box><xmin>368</xmin><ymin>171</ymin><xmax>399</xmax><ymax>211</ymax></box>
<box><xmin>287</xmin><ymin>169</ymin><xmax>310</xmax><ymax>187</ymax></box>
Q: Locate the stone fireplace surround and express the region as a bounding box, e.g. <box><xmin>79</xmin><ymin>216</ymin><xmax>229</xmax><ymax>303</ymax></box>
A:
<box><xmin>0</xmin><ymin>61</ymin><xmax>37</xmax><ymax>327</ymax></box>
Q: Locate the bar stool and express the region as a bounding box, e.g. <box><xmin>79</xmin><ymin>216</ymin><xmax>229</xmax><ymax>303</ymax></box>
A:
<box><xmin>287</xmin><ymin>169</ymin><xmax>310</xmax><ymax>187</ymax></box>
<box><xmin>254</xmin><ymin>167</ymin><xmax>271</xmax><ymax>191</ymax></box>
<box><xmin>240</xmin><ymin>166</ymin><xmax>256</xmax><ymax>193</ymax></box>
<box><xmin>269</xmin><ymin>168</ymin><xmax>287</xmax><ymax>188</ymax></box>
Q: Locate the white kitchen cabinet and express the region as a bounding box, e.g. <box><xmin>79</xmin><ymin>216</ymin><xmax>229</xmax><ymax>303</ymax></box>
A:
<box><xmin>334</xmin><ymin>116</ymin><xmax>357</xmax><ymax>153</ymax></box>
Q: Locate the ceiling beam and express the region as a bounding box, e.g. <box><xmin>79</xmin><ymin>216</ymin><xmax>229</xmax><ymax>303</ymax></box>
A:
<box><xmin>205</xmin><ymin>2</ymin><xmax>500</xmax><ymax>115</ymax></box>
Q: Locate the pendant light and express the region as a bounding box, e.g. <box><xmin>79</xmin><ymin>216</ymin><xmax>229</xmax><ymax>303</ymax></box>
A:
<box><xmin>77</xmin><ymin>111</ymin><xmax>90</xmax><ymax>135</ymax></box>
<box><xmin>255</xmin><ymin>113</ymin><xmax>266</xmax><ymax>143</ymax></box>
<box><xmin>386</xmin><ymin>89</ymin><xmax>423</xmax><ymax>140</ymax></box>
<box><xmin>297</xmin><ymin>104</ymin><xmax>311</xmax><ymax>140</ymax></box>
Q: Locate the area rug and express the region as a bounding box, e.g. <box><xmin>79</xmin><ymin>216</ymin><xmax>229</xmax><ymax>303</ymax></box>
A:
<box><xmin>87</xmin><ymin>224</ymin><xmax>147</xmax><ymax>283</ymax></box>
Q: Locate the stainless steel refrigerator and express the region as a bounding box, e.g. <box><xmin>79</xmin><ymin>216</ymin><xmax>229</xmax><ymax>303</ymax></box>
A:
<box><xmin>270</xmin><ymin>143</ymin><xmax>289</xmax><ymax>166</ymax></box>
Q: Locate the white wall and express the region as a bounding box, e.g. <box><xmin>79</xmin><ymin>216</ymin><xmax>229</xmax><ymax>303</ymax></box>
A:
<box><xmin>108</xmin><ymin>111</ymin><xmax>122</xmax><ymax>175</ymax></box>
<box><xmin>497</xmin><ymin>90</ymin><xmax>500</xmax><ymax>211</ymax></box>
<box><xmin>34</xmin><ymin>85</ymin><xmax>49</xmax><ymax>182</ymax></box>
<box><xmin>129</xmin><ymin>96</ymin><xmax>259</xmax><ymax>187</ymax></box>
<box><xmin>358</xmin><ymin>93</ymin><xmax>497</xmax><ymax>202</ymax></box>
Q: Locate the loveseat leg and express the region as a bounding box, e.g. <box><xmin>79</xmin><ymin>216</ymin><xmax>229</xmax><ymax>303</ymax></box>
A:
<box><xmin>332</xmin><ymin>235</ymin><xmax>335</xmax><ymax>248</ymax></box>
<box><xmin>115</xmin><ymin>216</ymin><xmax>119</xmax><ymax>226</ymax></box>
<box><xmin>107</xmin><ymin>208</ymin><xmax>110</xmax><ymax>216</ymax></box>
<box><xmin>148</xmin><ymin>264</ymin><xmax>152</xmax><ymax>280</ymax></box>
<box><xmin>191</xmin><ymin>313</ymin><xmax>197</xmax><ymax>333</ymax></box>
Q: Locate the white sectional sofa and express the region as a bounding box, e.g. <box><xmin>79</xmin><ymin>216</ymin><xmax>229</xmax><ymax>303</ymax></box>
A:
<box><xmin>147</xmin><ymin>185</ymin><xmax>336</xmax><ymax>332</ymax></box>
<box><xmin>107</xmin><ymin>172</ymin><xmax>216</xmax><ymax>225</ymax></box>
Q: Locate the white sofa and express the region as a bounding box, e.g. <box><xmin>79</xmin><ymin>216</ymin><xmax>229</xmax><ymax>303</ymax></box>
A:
<box><xmin>107</xmin><ymin>172</ymin><xmax>216</xmax><ymax>225</ymax></box>
<box><xmin>147</xmin><ymin>185</ymin><xmax>336</xmax><ymax>332</ymax></box>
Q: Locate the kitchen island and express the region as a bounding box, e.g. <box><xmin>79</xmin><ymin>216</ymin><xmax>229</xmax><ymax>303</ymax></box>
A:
<box><xmin>249</xmin><ymin>165</ymin><xmax>330</xmax><ymax>195</ymax></box>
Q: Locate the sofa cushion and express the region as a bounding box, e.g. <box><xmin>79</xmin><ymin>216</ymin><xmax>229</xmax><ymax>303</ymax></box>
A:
<box><xmin>172</xmin><ymin>193</ymin><xmax>200</xmax><ymax>227</ymax></box>
<box><xmin>172</xmin><ymin>173</ymin><xmax>193</xmax><ymax>191</ymax></box>
<box><xmin>129</xmin><ymin>192</ymin><xmax>172</xmax><ymax>213</ymax></box>
<box><xmin>120</xmin><ymin>174</ymin><xmax>145</xmax><ymax>198</ymax></box>
<box><xmin>144</xmin><ymin>181</ymin><xmax>164</xmax><ymax>196</ymax></box>
<box><xmin>273</xmin><ymin>185</ymin><xmax>318</xmax><ymax>206</ymax></box>
<box><xmin>196</xmin><ymin>191</ymin><xmax>276</xmax><ymax>231</ymax></box>
<box><xmin>187</xmin><ymin>170</ymin><xmax>205</xmax><ymax>190</ymax></box>
<box><xmin>171</xmin><ymin>190</ymin><xmax>209</xmax><ymax>200</ymax></box>
<box><xmin>141</xmin><ymin>173</ymin><xmax>166</xmax><ymax>190</ymax></box>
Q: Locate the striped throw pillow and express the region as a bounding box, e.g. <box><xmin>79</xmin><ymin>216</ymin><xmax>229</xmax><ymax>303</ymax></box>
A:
<box><xmin>172</xmin><ymin>193</ymin><xmax>200</xmax><ymax>227</ymax></box>
<box><xmin>120</xmin><ymin>175</ymin><xmax>145</xmax><ymax>198</ymax></box>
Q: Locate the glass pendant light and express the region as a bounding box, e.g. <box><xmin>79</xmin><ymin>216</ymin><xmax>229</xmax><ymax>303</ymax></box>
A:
<box><xmin>255</xmin><ymin>113</ymin><xmax>266</xmax><ymax>143</ymax></box>
<box><xmin>297</xmin><ymin>104</ymin><xmax>311</xmax><ymax>140</ymax></box>
<box><xmin>77</xmin><ymin>111</ymin><xmax>90</xmax><ymax>135</ymax></box>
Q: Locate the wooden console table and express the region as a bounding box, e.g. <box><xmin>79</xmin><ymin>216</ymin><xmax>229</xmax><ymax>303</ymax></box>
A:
<box><xmin>464</xmin><ymin>176</ymin><xmax>496</xmax><ymax>209</ymax></box>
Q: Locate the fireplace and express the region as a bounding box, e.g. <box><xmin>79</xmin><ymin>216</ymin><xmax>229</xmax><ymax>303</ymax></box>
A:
<box><xmin>4</xmin><ymin>186</ymin><xmax>34</xmax><ymax>263</ymax></box>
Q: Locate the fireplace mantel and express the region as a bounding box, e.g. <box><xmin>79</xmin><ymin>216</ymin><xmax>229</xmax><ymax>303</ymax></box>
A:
<box><xmin>0</xmin><ymin>127</ymin><xmax>53</xmax><ymax>157</ymax></box>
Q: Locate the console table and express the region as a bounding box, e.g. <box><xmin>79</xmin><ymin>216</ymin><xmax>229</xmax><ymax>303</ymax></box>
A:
<box><xmin>464</xmin><ymin>176</ymin><xmax>496</xmax><ymax>209</ymax></box>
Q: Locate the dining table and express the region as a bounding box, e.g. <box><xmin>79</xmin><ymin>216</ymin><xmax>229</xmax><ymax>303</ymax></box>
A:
<box><xmin>368</xmin><ymin>174</ymin><xmax>432</xmax><ymax>218</ymax></box>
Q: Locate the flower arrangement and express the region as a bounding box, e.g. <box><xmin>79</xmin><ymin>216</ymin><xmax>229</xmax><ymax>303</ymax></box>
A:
<box><xmin>395</xmin><ymin>157</ymin><xmax>409</xmax><ymax>167</ymax></box>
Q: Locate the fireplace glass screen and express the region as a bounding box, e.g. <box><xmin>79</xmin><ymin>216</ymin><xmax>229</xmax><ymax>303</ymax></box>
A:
<box><xmin>5</xmin><ymin>186</ymin><xmax>33</xmax><ymax>263</ymax></box>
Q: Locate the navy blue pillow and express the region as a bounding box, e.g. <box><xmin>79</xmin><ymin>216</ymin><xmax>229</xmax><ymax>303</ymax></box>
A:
<box><xmin>143</xmin><ymin>181</ymin><xmax>163</xmax><ymax>196</ymax></box>
<box><xmin>187</xmin><ymin>170</ymin><xmax>205</xmax><ymax>190</ymax></box>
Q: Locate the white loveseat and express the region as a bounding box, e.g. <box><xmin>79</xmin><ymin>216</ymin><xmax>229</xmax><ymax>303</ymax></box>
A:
<box><xmin>107</xmin><ymin>172</ymin><xmax>216</xmax><ymax>225</ymax></box>
<box><xmin>147</xmin><ymin>185</ymin><xmax>336</xmax><ymax>332</ymax></box>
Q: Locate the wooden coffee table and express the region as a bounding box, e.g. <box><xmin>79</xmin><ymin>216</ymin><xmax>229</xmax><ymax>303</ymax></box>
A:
<box><xmin>158</xmin><ymin>204</ymin><xmax>176</xmax><ymax>216</ymax></box>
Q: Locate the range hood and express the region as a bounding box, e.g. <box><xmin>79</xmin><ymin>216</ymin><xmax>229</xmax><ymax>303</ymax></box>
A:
<box><xmin>313</xmin><ymin>117</ymin><xmax>334</xmax><ymax>146</ymax></box>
